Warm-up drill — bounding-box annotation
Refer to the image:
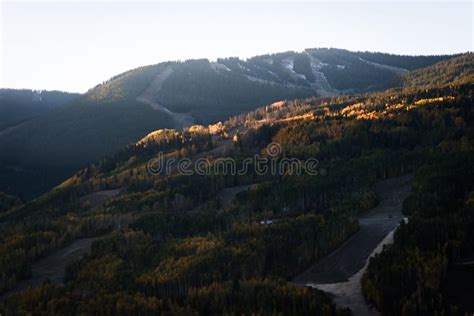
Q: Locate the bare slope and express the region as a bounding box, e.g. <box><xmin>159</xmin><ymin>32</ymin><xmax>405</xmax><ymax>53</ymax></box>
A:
<box><xmin>292</xmin><ymin>175</ymin><xmax>412</xmax><ymax>315</ymax></box>
<box><xmin>294</xmin><ymin>175</ymin><xmax>412</xmax><ymax>284</ymax></box>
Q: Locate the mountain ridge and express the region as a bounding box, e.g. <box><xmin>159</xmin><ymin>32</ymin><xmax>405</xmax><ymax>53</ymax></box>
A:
<box><xmin>0</xmin><ymin>50</ymin><xmax>472</xmax><ymax>314</ymax></box>
<box><xmin>0</xmin><ymin>48</ymin><xmax>465</xmax><ymax>198</ymax></box>
<box><xmin>0</xmin><ymin>89</ymin><xmax>79</xmax><ymax>131</ymax></box>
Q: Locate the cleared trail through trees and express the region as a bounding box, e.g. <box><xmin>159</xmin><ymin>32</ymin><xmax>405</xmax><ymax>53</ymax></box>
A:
<box><xmin>2</xmin><ymin>238</ymin><xmax>97</xmax><ymax>299</ymax></box>
<box><xmin>136</xmin><ymin>66</ymin><xmax>195</xmax><ymax>130</ymax></box>
<box><xmin>217</xmin><ymin>184</ymin><xmax>257</xmax><ymax>206</ymax></box>
<box><xmin>293</xmin><ymin>174</ymin><xmax>413</xmax><ymax>316</ymax></box>
<box><xmin>0</xmin><ymin>120</ymin><xmax>31</xmax><ymax>138</ymax></box>
<box><xmin>79</xmin><ymin>188</ymin><xmax>123</xmax><ymax>209</ymax></box>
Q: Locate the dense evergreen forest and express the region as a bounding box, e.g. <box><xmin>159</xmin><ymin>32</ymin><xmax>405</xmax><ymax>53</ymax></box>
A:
<box><xmin>0</xmin><ymin>89</ymin><xmax>79</xmax><ymax>131</ymax></box>
<box><xmin>0</xmin><ymin>89</ymin><xmax>80</xmax><ymax>199</ymax></box>
<box><xmin>0</xmin><ymin>53</ymin><xmax>472</xmax><ymax>315</ymax></box>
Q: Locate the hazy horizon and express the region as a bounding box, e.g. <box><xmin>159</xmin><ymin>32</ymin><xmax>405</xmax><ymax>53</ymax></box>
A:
<box><xmin>1</xmin><ymin>1</ymin><xmax>472</xmax><ymax>93</ymax></box>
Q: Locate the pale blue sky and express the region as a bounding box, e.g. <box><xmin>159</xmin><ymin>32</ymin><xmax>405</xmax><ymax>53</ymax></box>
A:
<box><xmin>1</xmin><ymin>1</ymin><xmax>472</xmax><ymax>93</ymax></box>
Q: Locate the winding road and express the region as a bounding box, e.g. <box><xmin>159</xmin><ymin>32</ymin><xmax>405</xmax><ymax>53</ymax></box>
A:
<box><xmin>293</xmin><ymin>175</ymin><xmax>413</xmax><ymax>315</ymax></box>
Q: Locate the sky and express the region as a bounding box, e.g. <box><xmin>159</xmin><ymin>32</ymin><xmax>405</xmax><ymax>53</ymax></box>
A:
<box><xmin>1</xmin><ymin>1</ymin><xmax>472</xmax><ymax>93</ymax></box>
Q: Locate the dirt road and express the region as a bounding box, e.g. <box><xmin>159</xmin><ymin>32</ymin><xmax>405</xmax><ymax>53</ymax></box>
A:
<box><xmin>293</xmin><ymin>175</ymin><xmax>413</xmax><ymax>315</ymax></box>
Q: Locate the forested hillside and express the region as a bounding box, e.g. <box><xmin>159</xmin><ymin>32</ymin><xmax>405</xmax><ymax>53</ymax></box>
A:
<box><xmin>0</xmin><ymin>89</ymin><xmax>79</xmax><ymax>131</ymax></box>
<box><xmin>0</xmin><ymin>53</ymin><xmax>472</xmax><ymax>315</ymax></box>
<box><xmin>354</xmin><ymin>51</ymin><xmax>458</xmax><ymax>71</ymax></box>
<box><xmin>0</xmin><ymin>89</ymin><xmax>80</xmax><ymax>199</ymax></box>
<box><xmin>401</xmin><ymin>52</ymin><xmax>473</xmax><ymax>89</ymax></box>
<box><xmin>0</xmin><ymin>49</ymin><xmax>455</xmax><ymax>199</ymax></box>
